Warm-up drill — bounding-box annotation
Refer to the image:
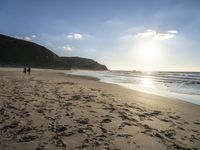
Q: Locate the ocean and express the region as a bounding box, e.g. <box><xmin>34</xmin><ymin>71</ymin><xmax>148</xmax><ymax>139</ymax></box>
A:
<box><xmin>66</xmin><ymin>70</ymin><xmax>200</xmax><ymax>105</ymax></box>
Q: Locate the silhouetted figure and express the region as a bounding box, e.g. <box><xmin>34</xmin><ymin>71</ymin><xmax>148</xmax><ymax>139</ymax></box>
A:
<box><xmin>23</xmin><ymin>67</ymin><xmax>26</xmax><ymax>75</ymax></box>
<box><xmin>27</xmin><ymin>67</ymin><xmax>31</xmax><ymax>75</ymax></box>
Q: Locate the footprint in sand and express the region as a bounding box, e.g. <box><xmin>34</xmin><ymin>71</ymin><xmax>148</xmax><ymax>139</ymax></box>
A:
<box><xmin>163</xmin><ymin>129</ymin><xmax>176</xmax><ymax>139</ymax></box>
<box><xmin>76</xmin><ymin>118</ymin><xmax>89</xmax><ymax>125</ymax></box>
<box><xmin>52</xmin><ymin>135</ymin><xmax>66</xmax><ymax>149</ymax></box>
<box><xmin>193</xmin><ymin>121</ymin><xmax>200</xmax><ymax>125</ymax></box>
<box><xmin>70</xmin><ymin>95</ymin><xmax>81</xmax><ymax>100</ymax></box>
<box><xmin>118</xmin><ymin>121</ymin><xmax>132</xmax><ymax>129</ymax></box>
<box><xmin>101</xmin><ymin>118</ymin><xmax>112</xmax><ymax>123</ymax></box>
<box><xmin>35</xmin><ymin>143</ymin><xmax>45</xmax><ymax>150</ymax></box>
<box><xmin>17</xmin><ymin>134</ymin><xmax>38</xmax><ymax>143</ymax></box>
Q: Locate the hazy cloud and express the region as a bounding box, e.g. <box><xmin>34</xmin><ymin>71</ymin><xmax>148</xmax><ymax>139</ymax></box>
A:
<box><xmin>136</xmin><ymin>29</ymin><xmax>178</xmax><ymax>41</ymax></box>
<box><xmin>168</xmin><ymin>30</ymin><xmax>178</xmax><ymax>34</ymax></box>
<box><xmin>64</xmin><ymin>32</ymin><xmax>93</xmax><ymax>40</ymax></box>
<box><xmin>153</xmin><ymin>30</ymin><xmax>178</xmax><ymax>41</ymax></box>
<box><xmin>136</xmin><ymin>29</ymin><xmax>157</xmax><ymax>38</ymax></box>
<box><xmin>120</xmin><ymin>34</ymin><xmax>135</xmax><ymax>41</ymax></box>
<box><xmin>45</xmin><ymin>42</ymin><xmax>53</xmax><ymax>46</ymax></box>
<box><xmin>31</xmin><ymin>35</ymin><xmax>37</xmax><ymax>38</ymax></box>
<box><xmin>67</xmin><ymin>33</ymin><xmax>83</xmax><ymax>40</ymax></box>
<box><xmin>153</xmin><ymin>33</ymin><xmax>175</xmax><ymax>41</ymax></box>
<box><xmin>24</xmin><ymin>37</ymin><xmax>32</xmax><ymax>41</ymax></box>
<box><xmin>121</xmin><ymin>29</ymin><xmax>178</xmax><ymax>41</ymax></box>
<box><xmin>58</xmin><ymin>45</ymin><xmax>73</xmax><ymax>51</ymax></box>
<box><xmin>15</xmin><ymin>34</ymin><xmax>37</xmax><ymax>41</ymax></box>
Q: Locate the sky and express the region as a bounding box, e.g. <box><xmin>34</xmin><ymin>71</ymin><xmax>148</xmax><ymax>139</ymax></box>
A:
<box><xmin>0</xmin><ymin>0</ymin><xmax>200</xmax><ymax>71</ymax></box>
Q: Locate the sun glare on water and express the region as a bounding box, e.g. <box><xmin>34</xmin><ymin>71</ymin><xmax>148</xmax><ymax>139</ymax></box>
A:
<box><xmin>141</xmin><ymin>76</ymin><xmax>153</xmax><ymax>88</ymax></box>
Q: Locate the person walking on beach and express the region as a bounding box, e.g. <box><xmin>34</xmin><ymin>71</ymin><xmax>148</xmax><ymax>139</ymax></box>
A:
<box><xmin>23</xmin><ymin>67</ymin><xmax>26</xmax><ymax>75</ymax></box>
<box><xmin>27</xmin><ymin>67</ymin><xmax>31</xmax><ymax>75</ymax></box>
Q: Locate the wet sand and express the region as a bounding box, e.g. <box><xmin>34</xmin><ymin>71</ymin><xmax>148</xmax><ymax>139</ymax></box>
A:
<box><xmin>0</xmin><ymin>68</ymin><xmax>200</xmax><ymax>150</ymax></box>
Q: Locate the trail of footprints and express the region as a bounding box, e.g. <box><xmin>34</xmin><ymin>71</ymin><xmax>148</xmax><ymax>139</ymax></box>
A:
<box><xmin>0</xmin><ymin>76</ymin><xmax>200</xmax><ymax>150</ymax></box>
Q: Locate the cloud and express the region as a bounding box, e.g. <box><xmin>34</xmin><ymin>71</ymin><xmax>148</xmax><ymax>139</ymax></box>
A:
<box><xmin>136</xmin><ymin>29</ymin><xmax>157</xmax><ymax>38</ymax></box>
<box><xmin>153</xmin><ymin>30</ymin><xmax>178</xmax><ymax>41</ymax></box>
<box><xmin>31</xmin><ymin>35</ymin><xmax>37</xmax><ymax>38</ymax></box>
<box><xmin>15</xmin><ymin>34</ymin><xmax>37</xmax><ymax>41</ymax></box>
<box><xmin>67</xmin><ymin>33</ymin><xmax>83</xmax><ymax>40</ymax></box>
<box><xmin>25</xmin><ymin>37</ymin><xmax>33</xmax><ymax>41</ymax></box>
<box><xmin>45</xmin><ymin>42</ymin><xmax>53</xmax><ymax>46</ymax></box>
<box><xmin>168</xmin><ymin>30</ymin><xmax>178</xmax><ymax>34</ymax></box>
<box><xmin>120</xmin><ymin>34</ymin><xmax>135</xmax><ymax>41</ymax></box>
<box><xmin>153</xmin><ymin>33</ymin><xmax>175</xmax><ymax>41</ymax></box>
<box><xmin>64</xmin><ymin>33</ymin><xmax>93</xmax><ymax>40</ymax></box>
<box><xmin>121</xmin><ymin>29</ymin><xmax>178</xmax><ymax>41</ymax></box>
<box><xmin>58</xmin><ymin>45</ymin><xmax>73</xmax><ymax>51</ymax></box>
<box><xmin>82</xmin><ymin>33</ymin><xmax>93</xmax><ymax>39</ymax></box>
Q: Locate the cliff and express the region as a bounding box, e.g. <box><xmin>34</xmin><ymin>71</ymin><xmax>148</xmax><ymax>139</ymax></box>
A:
<box><xmin>0</xmin><ymin>34</ymin><xmax>108</xmax><ymax>70</ymax></box>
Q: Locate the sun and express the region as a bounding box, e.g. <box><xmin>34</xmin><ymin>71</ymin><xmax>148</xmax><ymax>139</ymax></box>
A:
<box><xmin>136</xmin><ymin>40</ymin><xmax>160</xmax><ymax>69</ymax></box>
<box><xmin>138</xmin><ymin>41</ymin><xmax>159</xmax><ymax>61</ymax></box>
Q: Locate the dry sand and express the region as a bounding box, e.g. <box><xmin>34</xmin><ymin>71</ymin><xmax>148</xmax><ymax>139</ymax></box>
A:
<box><xmin>0</xmin><ymin>68</ymin><xmax>199</xmax><ymax>150</ymax></box>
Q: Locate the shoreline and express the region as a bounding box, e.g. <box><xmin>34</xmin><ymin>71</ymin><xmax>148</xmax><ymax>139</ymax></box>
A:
<box><xmin>65</xmin><ymin>72</ymin><xmax>200</xmax><ymax>108</ymax></box>
<box><xmin>66</xmin><ymin>74</ymin><xmax>100</xmax><ymax>81</ymax></box>
<box><xmin>66</xmin><ymin>70</ymin><xmax>200</xmax><ymax>106</ymax></box>
<box><xmin>0</xmin><ymin>67</ymin><xmax>200</xmax><ymax>150</ymax></box>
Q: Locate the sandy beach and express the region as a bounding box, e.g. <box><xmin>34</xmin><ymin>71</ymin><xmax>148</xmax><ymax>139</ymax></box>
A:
<box><xmin>0</xmin><ymin>68</ymin><xmax>199</xmax><ymax>150</ymax></box>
